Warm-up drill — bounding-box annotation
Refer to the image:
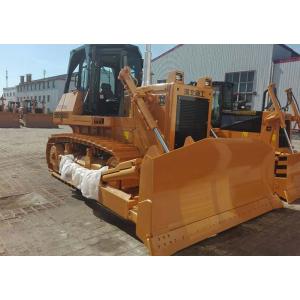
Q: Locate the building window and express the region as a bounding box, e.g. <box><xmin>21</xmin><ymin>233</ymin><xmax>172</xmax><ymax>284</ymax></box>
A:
<box><xmin>52</xmin><ymin>81</ymin><xmax>55</xmax><ymax>88</ymax></box>
<box><xmin>225</xmin><ymin>70</ymin><xmax>255</xmax><ymax>109</ymax></box>
<box><xmin>39</xmin><ymin>96</ymin><xmax>41</xmax><ymax>101</ymax></box>
<box><xmin>47</xmin><ymin>95</ymin><xmax>50</xmax><ymax>103</ymax></box>
<box><xmin>42</xmin><ymin>95</ymin><xmax>45</xmax><ymax>103</ymax></box>
<box><xmin>157</xmin><ymin>79</ymin><xmax>167</xmax><ymax>83</ymax></box>
<box><xmin>42</xmin><ymin>82</ymin><xmax>45</xmax><ymax>89</ymax></box>
<box><xmin>47</xmin><ymin>81</ymin><xmax>50</xmax><ymax>89</ymax></box>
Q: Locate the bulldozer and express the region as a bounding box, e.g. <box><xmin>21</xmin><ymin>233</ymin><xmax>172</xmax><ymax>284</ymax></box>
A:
<box><xmin>0</xmin><ymin>96</ymin><xmax>20</xmax><ymax>128</ymax></box>
<box><xmin>212</xmin><ymin>81</ymin><xmax>300</xmax><ymax>204</ymax></box>
<box><xmin>20</xmin><ymin>98</ymin><xmax>58</xmax><ymax>128</ymax></box>
<box><xmin>46</xmin><ymin>44</ymin><xmax>282</xmax><ymax>255</ymax></box>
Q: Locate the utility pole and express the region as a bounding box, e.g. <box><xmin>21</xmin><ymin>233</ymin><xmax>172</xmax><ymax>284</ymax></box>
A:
<box><xmin>5</xmin><ymin>69</ymin><xmax>8</xmax><ymax>87</ymax></box>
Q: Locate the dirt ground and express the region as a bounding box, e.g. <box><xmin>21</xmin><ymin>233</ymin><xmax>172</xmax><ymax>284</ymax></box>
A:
<box><xmin>1</xmin><ymin>126</ymin><xmax>300</xmax><ymax>256</ymax></box>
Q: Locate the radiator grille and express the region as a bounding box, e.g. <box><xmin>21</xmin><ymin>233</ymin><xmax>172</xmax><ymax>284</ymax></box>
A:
<box><xmin>175</xmin><ymin>96</ymin><xmax>209</xmax><ymax>148</ymax></box>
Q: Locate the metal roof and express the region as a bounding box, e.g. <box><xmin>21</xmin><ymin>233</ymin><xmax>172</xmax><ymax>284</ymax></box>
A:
<box><xmin>152</xmin><ymin>44</ymin><xmax>300</xmax><ymax>62</ymax></box>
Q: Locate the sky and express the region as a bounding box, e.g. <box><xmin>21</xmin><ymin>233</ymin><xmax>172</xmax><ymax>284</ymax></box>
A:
<box><xmin>0</xmin><ymin>44</ymin><xmax>176</xmax><ymax>92</ymax></box>
<box><xmin>0</xmin><ymin>44</ymin><xmax>299</xmax><ymax>93</ymax></box>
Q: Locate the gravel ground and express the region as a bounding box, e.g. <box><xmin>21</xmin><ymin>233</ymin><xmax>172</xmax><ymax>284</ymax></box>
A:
<box><xmin>1</xmin><ymin>126</ymin><xmax>300</xmax><ymax>255</ymax></box>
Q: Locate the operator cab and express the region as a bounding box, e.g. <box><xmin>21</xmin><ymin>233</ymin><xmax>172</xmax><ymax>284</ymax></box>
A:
<box><xmin>212</xmin><ymin>81</ymin><xmax>263</xmax><ymax>133</ymax></box>
<box><xmin>64</xmin><ymin>44</ymin><xmax>143</xmax><ymax>116</ymax></box>
<box><xmin>211</xmin><ymin>81</ymin><xmax>234</xmax><ymax>127</ymax></box>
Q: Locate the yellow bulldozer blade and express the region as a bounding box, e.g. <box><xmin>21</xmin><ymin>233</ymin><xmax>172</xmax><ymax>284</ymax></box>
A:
<box><xmin>22</xmin><ymin>114</ymin><xmax>58</xmax><ymax>128</ymax></box>
<box><xmin>274</xmin><ymin>152</ymin><xmax>300</xmax><ymax>203</ymax></box>
<box><xmin>136</xmin><ymin>138</ymin><xmax>282</xmax><ymax>255</ymax></box>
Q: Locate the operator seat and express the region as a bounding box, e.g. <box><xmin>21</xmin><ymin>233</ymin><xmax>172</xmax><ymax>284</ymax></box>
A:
<box><xmin>101</xmin><ymin>83</ymin><xmax>114</xmax><ymax>100</ymax></box>
<box><xmin>98</xmin><ymin>83</ymin><xmax>119</xmax><ymax>116</ymax></box>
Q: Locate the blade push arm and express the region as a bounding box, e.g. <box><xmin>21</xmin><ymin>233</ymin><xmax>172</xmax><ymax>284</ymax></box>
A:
<box><xmin>267</xmin><ymin>83</ymin><xmax>286</xmax><ymax>129</ymax></box>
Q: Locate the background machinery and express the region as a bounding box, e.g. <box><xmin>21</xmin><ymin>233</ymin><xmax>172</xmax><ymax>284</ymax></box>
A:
<box><xmin>213</xmin><ymin>82</ymin><xmax>300</xmax><ymax>204</ymax></box>
<box><xmin>20</xmin><ymin>98</ymin><xmax>58</xmax><ymax>128</ymax></box>
<box><xmin>284</xmin><ymin>88</ymin><xmax>300</xmax><ymax>133</ymax></box>
<box><xmin>0</xmin><ymin>95</ymin><xmax>20</xmax><ymax>128</ymax></box>
<box><xmin>46</xmin><ymin>44</ymin><xmax>282</xmax><ymax>255</ymax></box>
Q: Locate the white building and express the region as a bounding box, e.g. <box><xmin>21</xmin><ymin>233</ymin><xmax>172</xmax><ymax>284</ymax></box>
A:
<box><xmin>151</xmin><ymin>44</ymin><xmax>300</xmax><ymax>111</ymax></box>
<box><xmin>15</xmin><ymin>73</ymin><xmax>75</xmax><ymax>113</ymax></box>
<box><xmin>3</xmin><ymin>86</ymin><xmax>17</xmax><ymax>106</ymax></box>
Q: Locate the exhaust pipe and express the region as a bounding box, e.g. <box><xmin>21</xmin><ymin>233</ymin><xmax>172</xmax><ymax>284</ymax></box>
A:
<box><xmin>144</xmin><ymin>44</ymin><xmax>152</xmax><ymax>86</ymax></box>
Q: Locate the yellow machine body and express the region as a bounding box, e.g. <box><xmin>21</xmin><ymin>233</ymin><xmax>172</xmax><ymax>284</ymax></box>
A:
<box><xmin>46</xmin><ymin>45</ymin><xmax>282</xmax><ymax>255</ymax></box>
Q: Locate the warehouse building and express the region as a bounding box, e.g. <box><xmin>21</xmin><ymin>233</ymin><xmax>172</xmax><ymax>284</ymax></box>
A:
<box><xmin>15</xmin><ymin>73</ymin><xmax>75</xmax><ymax>113</ymax></box>
<box><xmin>151</xmin><ymin>44</ymin><xmax>300</xmax><ymax>111</ymax></box>
<box><xmin>273</xmin><ymin>57</ymin><xmax>300</xmax><ymax>103</ymax></box>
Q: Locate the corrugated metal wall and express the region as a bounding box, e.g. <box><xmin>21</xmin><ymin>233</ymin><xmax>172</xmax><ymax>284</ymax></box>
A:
<box><xmin>273</xmin><ymin>60</ymin><xmax>300</xmax><ymax>107</ymax></box>
<box><xmin>152</xmin><ymin>44</ymin><xmax>274</xmax><ymax>110</ymax></box>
